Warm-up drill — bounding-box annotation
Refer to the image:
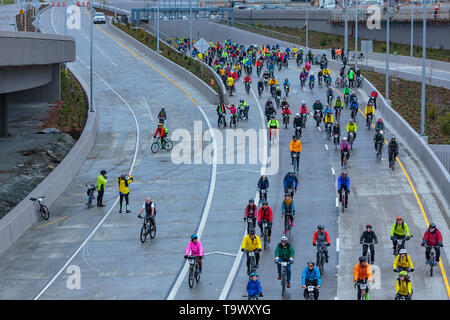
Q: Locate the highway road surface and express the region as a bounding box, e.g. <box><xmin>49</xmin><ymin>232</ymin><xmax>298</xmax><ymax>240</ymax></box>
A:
<box><xmin>0</xmin><ymin>5</ymin><xmax>448</xmax><ymax>300</ymax></box>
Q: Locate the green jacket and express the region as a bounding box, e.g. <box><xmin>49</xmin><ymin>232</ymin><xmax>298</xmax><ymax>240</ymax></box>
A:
<box><xmin>343</xmin><ymin>87</ymin><xmax>351</xmax><ymax>95</ymax></box>
<box><xmin>390</xmin><ymin>222</ymin><xmax>411</xmax><ymax>237</ymax></box>
<box><xmin>275</xmin><ymin>242</ymin><xmax>295</xmax><ymax>260</ymax></box>
<box><xmin>97</xmin><ymin>174</ymin><xmax>107</xmax><ymax>191</ymax></box>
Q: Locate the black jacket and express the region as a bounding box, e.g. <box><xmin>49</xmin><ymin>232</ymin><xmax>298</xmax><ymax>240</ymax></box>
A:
<box><xmin>360</xmin><ymin>231</ymin><xmax>378</xmax><ymax>244</ymax></box>
<box><xmin>388</xmin><ymin>141</ymin><xmax>399</xmax><ymax>154</ymax></box>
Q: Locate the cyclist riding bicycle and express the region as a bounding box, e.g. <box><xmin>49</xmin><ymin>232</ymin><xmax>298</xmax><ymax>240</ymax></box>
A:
<box><xmin>346</xmin><ymin>119</ymin><xmax>357</xmax><ymax>141</ymax></box>
<box><xmin>326</xmin><ymin>87</ymin><xmax>333</xmax><ymax>103</ymax></box>
<box><xmin>390</xmin><ymin>216</ymin><xmax>411</xmax><ymax>255</ymax></box>
<box><xmin>275</xmin><ymin>236</ymin><xmax>295</xmax><ymax>288</ymax></box>
<box><xmin>375</xmin><ymin>118</ymin><xmax>385</xmax><ymax>133</ymax></box>
<box><xmin>340</xmin><ymin>137</ymin><xmax>351</xmax><ymax>167</ymax></box>
<box><xmin>280</xmin><ymin>97</ymin><xmax>289</xmax><ymax>109</ymax></box>
<box><xmin>313</xmin><ymin>98</ymin><xmax>324</xmax><ymax>126</ymax></box>
<box><xmin>184</xmin><ymin>234</ymin><xmax>204</xmax><ymax>273</ymax></box>
<box><xmin>241</xmin><ymin>229</ymin><xmax>262</xmax><ymax>271</ymax></box>
<box><xmin>239</xmin><ymin>99</ymin><xmax>250</xmax><ymax>119</ymax></box>
<box><xmin>349</xmin><ymin>96</ymin><xmax>359</xmax><ymax>118</ymax></box>
<box><xmin>257</xmin><ymin>175</ymin><xmax>269</xmax><ymax>196</ymax></box>
<box><xmin>313</xmin><ymin>225</ymin><xmax>331</xmax><ymax>264</ymax></box>
<box><xmin>388</xmin><ymin>137</ymin><xmax>399</xmax><ymax>168</ymax></box>
<box><xmin>422</xmin><ymin>223</ymin><xmax>443</xmax><ymax>264</ymax></box>
<box><xmin>283</xmin><ymin>77</ymin><xmax>290</xmax><ymax>90</ymax></box>
<box><xmin>302</xmin><ymin>261</ymin><xmax>321</xmax><ymax>300</ymax></box>
<box><xmin>257</xmin><ymin>201</ymin><xmax>273</xmax><ymax>243</ymax></box>
<box><xmin>324</xmin><ymin>113</ymin><xmax>334</xmax><ymax>131</ymax></box>
<box><xmin>360</xmin><ymin>224</ymin><xmax>378</xmax><ymax>264</ymax></box>
<box><xmin>332</xmin><ymin>122</ymin><xmax>341</xmax><ymax>144</ymax></box>
<box><xmin>393</xmin><ymin>249</ymin><xmax>415</xmax><ymax>273</ymax></box>
<box><xmin>138</xmin><ymin>197</ymin><xmax>156</xmax><ymax>225</ymax></box>
<box><xmin>353</xmin><ymin>256</ymin><xmax>373</xmax><ymax>300</ymax></box>
<box><xmin>289</xmin><ymin>135</ymin><xmax>302</xmax><ymax>171</ymax></box>
<box><xmin>157</xmin><ymin>107</ymin><xmax>167</xmax><ymax>123</ymax></box>
<box><xmin>247</xmin><ymin>272</ymin><xmax>263</xmax><ymax>300</ymax></box>
<box><xmin>323</xmin><ymin>104</ymin><xmax>332</xmax><ymax>116</ymax></box>
<box><xmin>293</xmin><ymin>113</ymin><xmax>302</xmax><ymax>133</ymax></box>
<box><xmin>365</xmin><ymin>102</ymin><xmax>375</xmax><ymax>125</ymax></box>
<box><xmin>267</xmin><ymin>116</ymin><xmax>279</xmax><ymax>140</ymax></box>
<box><xmin>283</xmin><ymin>171</ymin><xmax>299</xmax><ymax>195</ymax></box>
<box><xmin>338</xmin><ymin>170</ymin><xmax>350</xmax><ymax>208</ymax></box>
<box><xmin>244</xmin><ymin>199</ymin><xmax>258</xmax><ymax>233</ymax></box>
<box><xmin>395</xmin><ymin>271</ymin><xmax>412</xmax><ymax>300</ymax></box>
<box><xmin>373</xmin><ymin>130</ymin><xmax>384</xmax><ymax>153</ymax></box>
<box><xmin>322</xmin><ymin>67</ymin><xmax>331</xmax><ymax>77</ymax></box>
<box><xmin>154</xmin><ymin>123</ymin><xmax>168</xmax><ymax>145</ymax></box>
<box><xmin>343</xmin><ymin>86</ymin><xmax>351</xmax><ymax>104</ymax></box>
<box><xmin>282</xmin><ymin>194</ymin><xmax>295</xmax><ymax>233</ymax></box>
<box><xmin>333</xmin><ymin>96</ymin><xmax>343</xmax><ymax>114</ymax></box>
<box><xmin>257</xmin><ymin>78</ymin><xmax>264</xmax><ymax>93</ymax></box>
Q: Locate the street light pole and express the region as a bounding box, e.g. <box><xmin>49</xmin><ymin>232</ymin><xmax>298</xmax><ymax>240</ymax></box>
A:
<box><xmin>355</xmin><ymin>2</ymin><xmax>358</xmax><ymax>71</ymax></box>
<box><xmin>344</xmin><ymin>0</ymin><xmax>348</xmax><ymax>57</ymax></box>
<box><xmin>157</xmin><ymin>0</ymin><xmax>160</xmax><ymax>52</ymax></box>
<box><xmin>410</xmin><ymin>3</ymin><xmax>414</xmax><ymax>56</ymax></box>
<box><xmin>420</xmin><ymin>0</ymin><xmax>426</xmax><ymax>137</ymax></box>
<box><xmin>64</xmin><ymin>0</ymin><xmax>67</xmax><ymax>71</ymax></box>
<box><xmin>189</xmin><ymin>0</ymin><xmax>193</xmax><ymax>45</ymax></box>
<box><xmin>89</xmin><ymin>2</ymin><xmax>94</xmax><ymax>112</ymax></box>
<box><xmin>306</xmin><ymin>8</ymin><xmax>308</xmax><ymax>48</ymax></box>
<box><xmin>385</xmin><ymin>0</ymin><xmax>390</xmax><ymax>101</ymax></box>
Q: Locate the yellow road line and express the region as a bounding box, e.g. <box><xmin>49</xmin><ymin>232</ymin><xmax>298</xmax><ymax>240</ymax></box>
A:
<box><xmin>33</xmin><ymin>216</ymin><xmax>68</xmax><ymax>231</ymax></box>
<box><xmin>331</xmin><ymin>85</ymin><xmax>450</xmax><ymax>298</ymax></box>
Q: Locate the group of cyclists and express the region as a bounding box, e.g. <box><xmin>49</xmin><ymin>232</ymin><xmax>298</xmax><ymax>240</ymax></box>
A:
<box><xmin>159</xmin><ymin>39</ymin><xmax>445</xmax><ymax>300</ymax></box>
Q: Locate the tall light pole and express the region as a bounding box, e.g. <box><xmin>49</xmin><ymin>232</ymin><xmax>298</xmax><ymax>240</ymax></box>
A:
<box><xmin>64</xmin><ymin>0</ymin><xmax>67</xmax><ymax>71</ymax></box>
<box><xmin>410</xmin><ymin>3</ymin><xmax>414</xmax><ymax>56</ymax></box>
<box><xmin>420</xmin><ymin>0</ymin><xmax>426</xmax><ymax>137</ymax></box>
<box><xmin>344</xmin><ymin>0</ymin><xmax>348</xmax><ymax>57</ymax></box>
<box><xmin>157</xmin><ymin>0</ymin><xmax>160</xmax><ymax>52</ymax></box>
<box><xmin>355</xmin><ymin>1</ymin><xmax>358</xmax><ymax>71</ymax></box>
<box><xmin>189</xmin><ymin>0</ymin><xmax>193</xmax><ymax>45</ymax></box>
<box><xmin>385</xmin><ymin>0</ymin><xmax>390</xmax><ymax>101</ymax></box>
<box><xmin>305</xmin><ymin>8</ymin><xmax>308</xmax><ymax>48</ymax></box>
<box><xmin>89</xmin><ymin>2</ymin><xmax>94</xmax><ymax>112</ymax></box>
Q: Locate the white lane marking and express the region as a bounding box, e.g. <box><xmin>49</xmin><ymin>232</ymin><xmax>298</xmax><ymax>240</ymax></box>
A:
<box><xmin>217</xmin><ymin>169</ymin><xmax>261</xmax><ymax>175</ymax></box>
<box><xmin>336</xmin><ymin>197</ymin><xmax>339</xmax><ymax>208</ymax></box>
<box><xmin>166</xmin><ymin>97</ymin><xmax>217</xmax><ymax>301</ymax></box>
<box><xmin>318</xmin><ymin>127</ymin><xmax>322</xmax><ymax>132</ymax></box>
<box><xmin>204</xmin><ymin>251</ymin><xmax>237</xmax><ymax>257</ymax></box>
<box><xmin>218</xmin><ymin>86</ymin><xmax>267</xmax><ymax>300</ymax></box>
<box><xmin>332</xmin><ymin>167</ymin><xmax>335</xmax><ymax>175</ymax></box>
<box><xmin>336</xmin><ymin>238</ymin><xmax>340</xmax><ymax>252</ymax></box>
<box><xmin>325</xmin><ymin>144</ymin><xmax>328</xmax><ymax>151</ymax></box>
<box><xmin>34</xmin><ymin>17</ymin><xmax>141</xmax><ymax>298</ymax></box>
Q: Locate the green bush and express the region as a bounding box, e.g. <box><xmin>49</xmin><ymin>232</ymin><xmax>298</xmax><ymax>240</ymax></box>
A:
<box><xmin>427</xmin><ymin>102</ymin><xmax>439</xmax><ymax>121</ymax></box>
<box><xmin>320</xmin><ymin>37</ymin><xmax>327</xmax><ymax>47</ymax></box>
<box><xmin>257</xmin><ymin>22</ymin><xmax>263</xmax><ymax>28</ymax></box>
<box><xmin>440</xmin><ymin>112</ymin><xmax>450</xmax><ymax>135</ymax></box>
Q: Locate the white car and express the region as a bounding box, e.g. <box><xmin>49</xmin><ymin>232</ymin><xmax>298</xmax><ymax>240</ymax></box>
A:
<box><xmin>93</xmin><ymin>12</ymin><xmax>106</xmax><ymax>24</ymax></box>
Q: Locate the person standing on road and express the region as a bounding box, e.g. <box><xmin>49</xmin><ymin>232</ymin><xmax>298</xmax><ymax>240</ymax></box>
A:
<box><xmin>275</xmin><ymin>236</ymin><xmax>295</xmax><ymax>288</ymax></box>
<box><xmin>96</xmin><ymin>170</ymin><xmax>107</xmax><ymax>207</ymax></box>
<box><xmin>301</xmin><ymin>261</ymin><xmax>321</xmax><ymax>300</ymax></box>
<box><xmin>331</xmin><ymin>47</ymin><xmax>336</xmax><ymax>60</ymax></box>
<box><xmin>118</xmin><ymin>173</ymin><xmax>133</xmax><ymax>213</ymax></box>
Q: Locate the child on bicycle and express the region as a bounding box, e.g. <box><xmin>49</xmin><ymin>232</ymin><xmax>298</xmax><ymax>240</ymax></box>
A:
<box><xmin>247</xmin><ymin>272</ymin><xmax>263</xmax><ymax>299</ymax></box>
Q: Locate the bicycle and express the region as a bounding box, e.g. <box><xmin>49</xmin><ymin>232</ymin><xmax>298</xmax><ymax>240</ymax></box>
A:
<box><xmin>245</xmin><ymin>250</ymin><xmax>258</xmax><ymax>277</ymax></box>
<box><xmin>366</xmin><ymin>113</ymin><xmax>373</xmax><ymax>130</ymax></box>
<box><xmin>314</xmin><ymin>111</ymin><xmax>321</xmax><ymax>127</ymax></box>
<box><xmin>333</xmin><ymin>134</ymin><xmax>339</xmax><ymax>151</ymax></box>
<box><xmin>295</xmin><ymin>126</ymin><xmax>302</xmax><ymax>139</ymax></box>
<box><xmin>427</xmin><ymin>245</ymin><xmax>439</xmax><ymax>277</ymax></box>
<box><xmin>261</xmin><ymin>219</ymin><xmax>269</xmax><ymax>250</ymax></box>
<box><xmin>187</xmin><ymin>255</ymin><xmax>201</xmax><ymax>288</ymax></box>
<box><xmin>325</xmin><ymin>76</ymin><xmax>332</xmax><ymax>88</ymax></box>
<box><xmin>275</xmin><ymin>259</ymin><xmax>293</xmax><ymax>298</ymax></box>
<box><xmin>275</xmin><ymin>95</ymin><xmax>281</xmax><ymax>109</ymax></box>
<box><xmin>305</xmin><ymin>285</ymin><xmax>318</xmax><ymax>300</ymax></box>
<box><xmin>389</xmin><ymin>152</ymin><xmax>397</xmax><ymax>171</ymax></box>
<box><xmin>282</xmin><ymin>114</ymin><xmax>290</xmax><ymax>129</ymax></box>
<box><xmin>348</xmin><ymin>132</ymin><xmax>355</xmax><ymax>150</ymax></box>
<box><xmin>340</xmin><ymin>187</ymin><xmax>349</xmax><ymax>213</ymax></box>
<box><xmin>309</xmin><ymin>80</ymin><xmax>315</xmax><ymax>91</ymax></box>
<box><xmin>283</xmin><ymin>212</ymin><xmax>294</xmax><ymax>237</ymax></box>
<box><xmin>151</xmin><ymin>137</ymin><xmax>173</xmax><ymax>153</ymax></box>
<box><xmin>362</xmin><ymin>241</ymin><xmax>375</xmax><ymax>265</ymax></box>
<box><xmin>376</xmin><ymin>142</ymin><xmax>383</xmax><ymax>161</ymax></box>
<box><xmin>139</xmin><ymin>215</ymin><xmax>156</xmax><ymax>243</ymax></box>
<box><xmin>355</xmin><ymin>280</ymin><xmax>370</xmax><ymax>300</ymax></box>
<box><xmin>335</xmin><ymin>77</ymin><xmax>343</xmax><ymax>88</ymax></box>
<box><xmin>258</xmin><ymin>86</ymin><xmax>263</xmax><ymax>98</ymax></box>
<box><xmin>30</xmin><ymin>196</ymin><xmax>49</xmax><ymax>220</ymax></box>
<box><xmin>259</xmin><ymin>188</ymin><xmax>268</xmax><ymax>204</ymax></box>
<box><xmin>286</xmin><ymin>186</ymin><xmax>295</xmax><ymax>199</ymax></box>
<box><xmin>327</xmin><ymin>94</ymin><xmax>333</xmax><ymax>105</ymax></box>
<box><xmin>229</xmin><ymin>114</ymin><xmax>238</xmax><ymax>128</ymax></box>
<box><xmin>245</xmin><ymin>82</ymin><xmax>251</xmax><ymax>95</ymax></box>
<box><xmin>292</xmin><ymin>152</ymin><xmax>299</xmax><ymax>173</ymax></box>
<box><xmin>344</xmin><ymin>94</ymin><xmax>349</xmax><ymax>109</ymax></box>
<box><xmin>300</xmin><ymin>114</ymin><xmax>307</xmax><ymax>128</ymax></box>
<box><xmin>316</xmin><ymin>243</ymin><xmax>327</xmax><ymax>275</ymax></box>
<box><xmin>342</xmin><ymin>150</ymin><xmax>349</xmax><ymax>169</ymax></box>
<box><xmin>244</xmin><ymin>217</ymin><xmax>256</xmax><ymax>234</ymax></box>
<box><xmin>284</xmin><ymin>85</ymin><xmax>290</xmax><ymax>97</ymax></box>
<box><xmin>84</xmin><ymin>184</ymin><xmax>96</xmax><ymax>209</ymax></box>
<box><xmin>350</xmin><ymin>108</ymin><xmax>358</xmax><ymax>122</ymax></box>
<box><xmin>300</xmin><ymin>77</ymin><xmax>305</xmax><ymax>89</ymax></box>
<box><xmin>325</xmin><ymin>122</ymin><xmax>332</xmax><ymax>140</ymax></box>
<box><xmin>393</xmin><ymin>235</ymin><xmax>412</xmax><ymax>256</ymax></box>
<box><xmin>318</xmin><ymin>76</ymin><xmax>323</xmax><ymax>88</ymax></box>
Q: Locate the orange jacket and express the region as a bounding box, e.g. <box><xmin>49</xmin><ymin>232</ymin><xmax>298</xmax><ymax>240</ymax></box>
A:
<box><xmin>353</xmin><ymin>263</ymin><xmax>373</xmax><ymax>282</ymax></box>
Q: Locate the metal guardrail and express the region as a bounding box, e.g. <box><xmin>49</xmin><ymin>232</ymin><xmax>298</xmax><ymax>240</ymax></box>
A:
<box><xmin>330</xmin><ymin>7</ymin><xmax>450</xmax><ymax>22</ymax></box>
<box><xmin>430</xmin><ymin>145</ymin><xmax>450</xmax><ymax>174</ymax></box>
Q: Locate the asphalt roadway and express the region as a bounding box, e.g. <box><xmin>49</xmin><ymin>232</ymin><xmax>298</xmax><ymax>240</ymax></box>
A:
<box><xmin>0</xmin><ymin>6</ymin><xmax>448</xmax><ymax>300</ymax></box>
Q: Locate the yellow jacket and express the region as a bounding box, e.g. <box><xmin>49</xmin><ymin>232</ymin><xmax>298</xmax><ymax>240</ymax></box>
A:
<box><xmin>365</xmin><ymin>105</ymin><xmax>375</xmax><ymax>115</ymax></box>
<box><xmin>346</xmin><ymin>122</ymin><xmax>357</xmax><ymax>133</ymax></box>
<box><xmin>393</xmin><ymin>254</ymin><xmax>414</xmax><ymax>269</ymax></box>
<box><xmin>395</xmin><ymin>279</ymin><xmax>412</xmax><ymax>296</ymax></box>
<box><xmin>324</xmin><ymin>114</ymin><xmax>334</xmax><ymax>123</ymax></box>
<box><xmin>269</xmin><ymin>78</ymin><xmax>277</xmax><ymax>86</ymax></box>
<box><xmin>234</xmin><ymin>64</ymin><xmax>241</xmax><ymax>70</ymax></box>
<box><xmin>289</xmin><ymin>140</ymin><xmax>302</xmax><ymax>153</ymax></box>
<box><xmin>241</xmin><ymin>234</ymin><xmax>262</xmax><ymax>251</ymax></box>
<box><xmin>219</xmin><ymin>69</ymin><xmax>225</xmax><ymax>76</ymax></box>
<box><xmin>227</xmin><ymin>77</ymin><xmax>235</xmax><ymax>86</ymax></box>
<box><xmin>323</xmin><ymin>68</ymin><xmax>330</xmax><ymax>76</ymax></box>
<box><xmin>118</xmin><ymin>176</ymin><xmax>133</xmax><ymax>195</ymax></box>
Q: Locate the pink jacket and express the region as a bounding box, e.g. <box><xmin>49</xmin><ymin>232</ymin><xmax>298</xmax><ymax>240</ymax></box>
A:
<box><xmin>300</xmin><ymin>105</ymin><xmax>309</xmax><ymax>114</ymax></box>
<box><xmin>185</xmin><ymin>240</ymin><xmax>204</xmax><ymax>256</ymax></box>
<box><xmin>340</xmin><ymin>140</ymin><xmax>350</xmax><ymax>151</ymax></box>
<box><xmin>226</xmin><ymin>105</ymin><xmax>237</xmax><ymax>115</ymax></box>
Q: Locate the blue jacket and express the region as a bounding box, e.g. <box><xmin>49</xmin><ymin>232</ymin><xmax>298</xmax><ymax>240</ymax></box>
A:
<box><xmin>324</xmin><ymin>107</ymin><xmax>332</xmax><ymax>115</ymax></box>
<box><xmin>302</xmin><ymin>266</ymin><xmax>321</xmax><ymax>285</ymax></box>
<box><xmin>350</xmin><ymin>100</ymin><xmax>359</xmax><ymax>110</ymax></box>
<box><xmin>338</xmin><ymin>175</ymin><xmax>350</xmax><ymax>190</ymax></box>
<box><xmin>258</xmin><ymin>178</ymin><xmax>269</xmax><ymax>190</ymax></box>
<box><xmin>283</xmin><ymin>174</ymin><xmax>299</xmax><ymax>189</ymax></box>
<box><xmin>282</xmin><ymin>201</ymin><xmax>295</xmax><ymax>214</ymax></box>
<box><xmin>247</xmin><ymin>279</ymin><xmax>262</xmax><ymax>296</ymax></box>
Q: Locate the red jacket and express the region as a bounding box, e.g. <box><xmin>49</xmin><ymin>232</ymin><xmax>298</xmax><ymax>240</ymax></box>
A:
<box><xmin>245</xmin><ymin>204</ymin><xmax>258</xmax><ymax>219</ymax></box>
<box><xmin>154</xmin><ymin>127</ymin><xmax>166</xmax><ymax>138</ymax></box>
<box><xmin>282</xmin><ymin>108</ymin><xmax>291</xmax><ymax>115</ymax></box>
<box><xmin>256</xmin><ymin>60</ymin><xmax>262</xmax><ymax>67</ymax></box>
<box><xmin>258</xmin><ymin>206</ymin><xmax>273</xmax><ymax>223</ymax></box>
<box><xmin>371</xmin><ymin>91</ymin><xmax>378</xmax><ymax>99</ymax></box>
<box><xmin>313</xmin><ymin>230</ymin><xmax>330</xmax><ymax>245</ymax></box>
<box><xmin>423</xmin><ymin>229</ymin><xmax>443</xmax><ymax>246</ymax></box>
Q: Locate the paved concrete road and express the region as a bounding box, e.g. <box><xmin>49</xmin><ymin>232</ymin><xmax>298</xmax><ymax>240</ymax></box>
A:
<box><xmin>0</xmin><ymin>2</ymin><xmax>18</xmax><ymax>31</ymax></box>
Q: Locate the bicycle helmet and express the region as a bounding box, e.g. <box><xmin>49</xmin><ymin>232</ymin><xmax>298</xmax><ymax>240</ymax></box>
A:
<box><xmin>307</xmin><ymin>261</ymin><xmax>315</xmax><ymax>266</ymax></box>
<box><xmin>292</xmin><ymin>135</ymin><xmax>297</xmax><ymax>139</ymax></box>
<box><xmin>280</xmin><ymin>235</ymin><xmax>288</xmax><ymax>242</ymax></box>
<box><xmin>343</xmin><ymin>137</ymin><xmax>348</xmax><ymax>141</ymax></box>
<box><xmin>399</xmin><ymin>249</ymin><xmax>407</xmax><ymax>255</ymax></box>
<box><xmin>302</xmin><ymin>100</ymin><xmax>306</xmax><ymax>104</ymax></box>
<box><xmin>317</xmin><ymin>224</ymin><xmax>325</xmax><ymax>230</ymax></box>
<box><xmin>378</xmin><ymin>118</ymin><xmax>382</xmax><ymax>123</ymax></box>
<box><xmin>249</xmin><ymin>229</ymin><xmax>255</xmax><ymax>235</ymax></box>
<box><xmin>396</xmin><ymin>216</ymin><xmax>403</xmax><ymax>221</ymax></box>
<box><xmin>337</xmin><ymin>96</ymin><xmax>341</xmax><ymax>100</ymax></box>
<box><xmin>391</xmin><ymin>137</ymin><xmax>396</xmax><ymax>142</ymax></box>
<box><xmin>359</xmin><ymin>256</ymin><xmax>366</xmax><ymax>263</ymax></box>
<box><xmin>262</xmin><ymin>201</ymin><xmax>269</xmax><ymax>206</ymax></box>
<box><xmin>250</xmin><ymin>272</ymin><xmax>258</xmax><ymax>277</ymax></box>
<box><xmin>366</xmin><ymin>224</ymin><xmax>372</xmax><ymax>229</ymax></box>
<box><xmin>191</xmin><ymin>234</ymin><xmax>198</xmax><ymax>240</ymax></box>
<box><xmin>100</xmin><ymin>170</ymin><xmax>107</xmax><ymax>175</ymax></box>
<box><xmin>350</xmin><ymin>119</ymin><xmax>354</xmax><ymax>123</ymax></box>
<box><xmin>429</xmin><ymin>223</ymin><xmax>436</xmax><ymax>229</ymax></box>
<box><xmin>296</xmin><ymin>113</ymin><xmax>300</xmax><ymax>116</ymax></box>
<box><xmin>249</xmin><ymin>199</ymin><xmax>254</xmax><ymax>203</ymax></box>
<box><xmin>399</xmin><ymin>271</ymin><xmax>408</xmax><ymax>277</ymax></box>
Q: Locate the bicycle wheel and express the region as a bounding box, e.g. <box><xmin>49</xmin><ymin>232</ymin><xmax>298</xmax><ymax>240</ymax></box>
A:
<box><xmin>341</xmin><ymin>193</ymin><xmax>345</xmax><ymax>213</ymax></box>
<box><xmin>281</xmin><ymin>274</ymin><xmax>286</xmax><ymax>298</ymax></box>
<box><xmin>149</xmin><ymin>221</ymin><xmax>156</xmax><ymax>239</ymax></box>
<box><xmin>140</xmin><ymin>225</ymin><xmax>148</xmax><ymax>243</ymax></box>
<box><xmin>318</xmin><ymin>254</ymin><xmax>324</xmax><ymax>275</ymax></box>
<box><xmin>151</xmin><ymin>141</ymin><xmax>160</xmax><ymax>153</ymax></box>
<box><xmin>188</xmin><ymin>267</ymin><xmax>195</xmax><ymax>288</ymax></box>
<box><xmin>284</xmin><ymin>216</ymin><xmax>291</xmax><ymax>237</ymax></box>
<box><xmin>40</xmin><ymin>205</ymin><xmax>50</xmax><ymax>220</ymax></box>
<box><xmin>164</xmin><ymin>140</ymin><xmax>173</xmax><ymax>151</ymax></box>
<box><xmin>195</xmin><ymin>264</ymin><xmax>201</xmax><ymax>283</ymax></box>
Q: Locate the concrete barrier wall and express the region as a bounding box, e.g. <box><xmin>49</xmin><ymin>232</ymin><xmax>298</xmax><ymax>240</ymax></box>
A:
<box><xmin>367</xmin><ymin>52</ymin><xmax>450</xmax><ymax>72</ymax></box>
<box><xmin>0</xmin><ymin>67</ymin><xmax>98</xmax><ymax>255</ymax></box>
<box><xmin>108</xmin><ymin>22</ymin><xmax>221</xmax><ymax>105</ymax></box>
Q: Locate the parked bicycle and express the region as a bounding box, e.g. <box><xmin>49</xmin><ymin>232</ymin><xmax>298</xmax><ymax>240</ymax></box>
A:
<box><xmin>84</xmin><ymin>184</ymin><xmax>96</xmax><ymax>209</ymax></box>
<box><xmin>30</xmin><ymin>196</ymin><xmax>49</xmax><ymax>220</ymax></box>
